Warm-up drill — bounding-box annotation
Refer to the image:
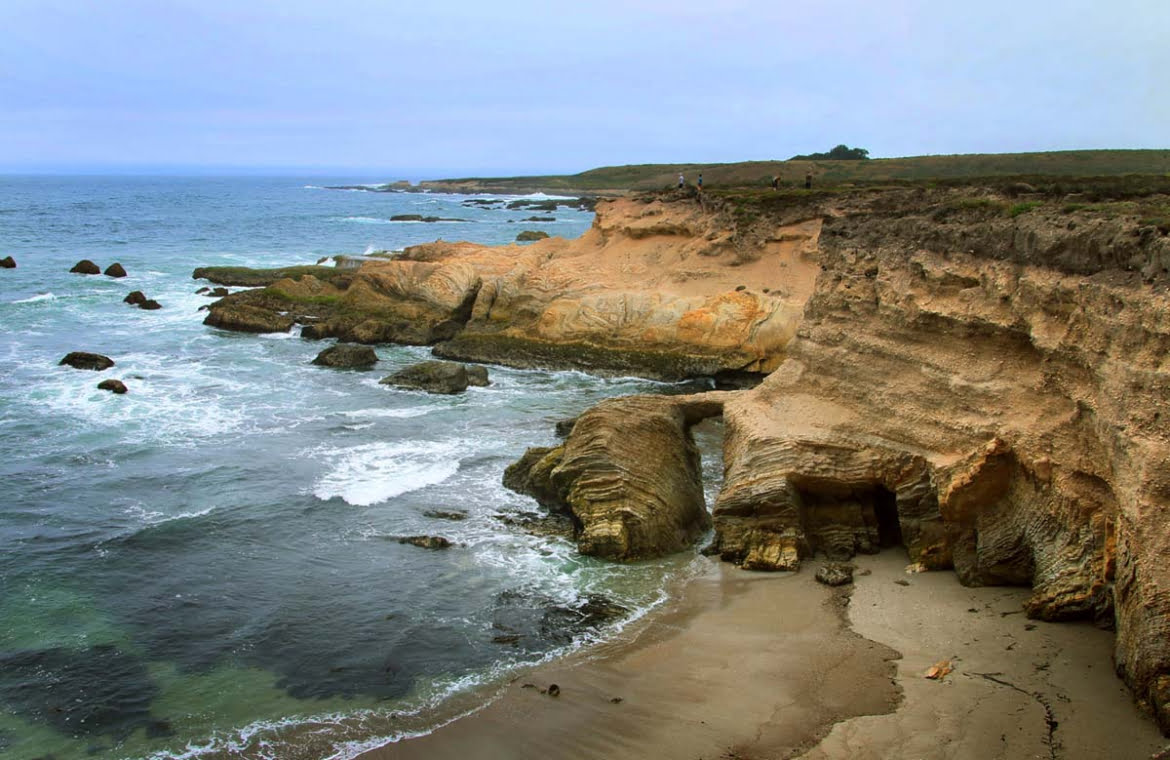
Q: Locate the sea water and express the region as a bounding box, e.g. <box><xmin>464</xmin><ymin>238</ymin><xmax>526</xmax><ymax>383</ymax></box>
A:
<box><xmin>0</xmin><ymin>176</ymin><xmax>722</xmax><ymax>759</ymax></box>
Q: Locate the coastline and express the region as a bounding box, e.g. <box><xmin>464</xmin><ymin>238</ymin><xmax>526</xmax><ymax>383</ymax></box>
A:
<box><xmin>360</xmin><ymin>553</ymin><xmax>1167</xmax><ymax>760</ymax></box>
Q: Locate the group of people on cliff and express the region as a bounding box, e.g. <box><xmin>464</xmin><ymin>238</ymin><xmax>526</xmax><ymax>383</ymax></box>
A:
<box><xmin>677</xmin><ymin>171</ymin><xmax>814</xmax><ymax>191</ymax></box>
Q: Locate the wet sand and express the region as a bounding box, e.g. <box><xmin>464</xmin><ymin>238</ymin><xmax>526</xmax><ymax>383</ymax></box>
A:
<box><xmin>360</xmin><ymin>552</ymin><xmax>1168</xmax><ymax>760</ymax></box>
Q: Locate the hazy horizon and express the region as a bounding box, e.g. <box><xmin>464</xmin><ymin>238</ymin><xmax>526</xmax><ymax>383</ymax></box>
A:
<box><xmin>3</xmin><ymin>1</ymin><xmax>1166</xmax><ymax>174</ymax></box>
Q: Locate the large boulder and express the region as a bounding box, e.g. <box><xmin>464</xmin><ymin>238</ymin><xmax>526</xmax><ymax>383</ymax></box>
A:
<box><xmin>0</xmin><ymin>256</ymin><xmax>14</xmax><ymax>268</ymax></box>
<box><xmin>138</xmin><ymin>299</ymin><xmax>162</xmax><ymax>310</ymax></box>
<box><xmin>97</xmin><ymin>379</ymin><xmax>128</xmax><ymax>394</ymax></box>
<box><xmin>312</xmin><ymin>344</ymin><xmax>378</xmax><ymax>369</ymax></box>
<box><xmin>60</xmin><ymin>352</ymin><xmax>114</xmax><ymax>371</ymax></box>
<box><xmin>123</xmin><ymin>291</ymin><xmax>147</xmax><ymax>305</ymax></box>
<box><xmin>203</xmin><ymin>303</ymin><xmax>294</xmax><ymax>333</ymax></box>
<box><xmin>503</xmin><ymin>392</ymin><xmax>728</xmax><ymax>560</ymax></box>
<box><xmin>104</xmin><ymin>263</ymin><xmax>127</xmax><ymax>278</ymax></box>
<box><xmin>380</xmin><ymin>360</ymin><xmax>474</xmax><ymax>394</ymax></box>
<box><xmin>70</xmin><ymin>259</ymin><xmax>100</xmax><ymax>275</ymax></box>
<box><xmin>515</xmin><ymin>230</ymin><xmax>549</xmax><ymax>242</ymax></box>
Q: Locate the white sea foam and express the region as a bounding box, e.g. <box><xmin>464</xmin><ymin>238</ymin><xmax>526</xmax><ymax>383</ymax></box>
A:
<box><xmin>340</xmin><ymin>407</ymin><xmax>433</xmax><ymax>420</ymax></box>
<box><xmin>312</xmin><ymin>440</ymin><xmax>462</xmax><ymax>506</ymax></box>
<box><xmin>12</xmin><ymin>292</ymin><xmax>56</xmax><ymax>304</ymax></box>
<box><xmin>124</xmin><ymin>504</ymin><xmax>215</xmax><ymax>527</ymax></box>
<box><xmin>339</xmin><ymin>216</ymin><xmax>394</xmax><ymax>225</ymax></box>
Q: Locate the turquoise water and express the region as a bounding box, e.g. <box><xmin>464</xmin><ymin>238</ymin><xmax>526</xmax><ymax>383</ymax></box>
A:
<box><xmin>0</xmin><ymin>176</ymin><xmax>721</xmax><ymax>759</ymax></box>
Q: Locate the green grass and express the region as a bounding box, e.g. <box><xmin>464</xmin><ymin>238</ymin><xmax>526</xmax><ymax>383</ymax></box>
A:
<box><xmin>413</xmin><ymin>150</ymin><xmax>1170</xmax><ymax>195</ymax></box>
<box><xmin>1008</xmin><ymin>201</ymin><xmax>1043</xmax><ymax>217</ymax></box>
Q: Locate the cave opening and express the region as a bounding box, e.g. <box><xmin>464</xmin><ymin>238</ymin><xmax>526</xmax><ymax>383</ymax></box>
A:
<box><xmin>873</xmin><ymin>486</ymin><xmax>903</xmax><ymax>549</ymax></box>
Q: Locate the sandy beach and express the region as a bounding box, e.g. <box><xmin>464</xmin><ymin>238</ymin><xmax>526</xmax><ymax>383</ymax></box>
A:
<box><xmin>362</xmin><ymin>552</ymin><xmax>1168</xmax><ymax>760</ymax></box>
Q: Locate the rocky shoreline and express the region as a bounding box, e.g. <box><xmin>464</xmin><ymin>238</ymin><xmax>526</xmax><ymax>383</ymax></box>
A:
<box><xmin>196</xmin><ymin>183</ymin><xmax>1170</xmax><ymax>736</ymax></box>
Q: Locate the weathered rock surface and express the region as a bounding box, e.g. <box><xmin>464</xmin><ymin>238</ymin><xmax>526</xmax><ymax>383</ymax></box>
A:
<box><xmin>705</xmin><ymin>188</ymin><xmax>1170</xmax><ymax>733</ymax></box>
<box><xmin>138</xmin><ymin>299</ymin><xmax>162</xmax><ymax>311</ymax></box>
<box><xmin>380</xmin><ymin>360</ymin><xmax>478</xmax><ymax>394</ymax></box>
<box><xmin>123</xmin><ymin>291</ymin><xmax>147</xmax><ymax>305</ymax></box>
<box><xmin>194</xmin><ymin>196</ymin><xmax>821</xmax><ymax>378</ymax></box>
<box><xmin>70</xmin><ymin>259</ymin><xmax>100</xmax><ymax>275</ymax></box>
<box><xmin>97</xmin><ymin>379</ymin><xmax>128</xmax><ymax>394</ymax></box>
<box><xmin>0</xmin><ymin>256</ymin><xmax>14</xmax><ymax>268</ymax></box>
<box><xmin>203</xmin><ymin>302</ymin><xmax>293</xmax><ymax>333</ymax></box>
<box><xmin>815</xmin><ymin>563</ymin><xmax>855</xmax><ymax>587</ymax></box>
<box><xmin>465</xmin><ymin>364</ymin><xmax>490</xmax><ymax>386</ymax></box>
<box><xmin>60</xmin><ymin>352</ymin><xmax>114</xmax><ymax>371</ymax></box>
<box><xmin>192</xmin><ymin>265</ymin><xmax>349</xmax><ymax>287</ymax></box>
<box><xmin>311</xmin><ymin>343</ymin><xmax>378</xmax><ymax>369</ymax></box>
<box><xmin>104</xmin><ymin>262</ymin><xmax>127</xmax><ymax>278</ymax></box>
<box><xmin>504</xmin><ymin>393</ymin><xmax>729</xmax><ymax>560</ymax></box>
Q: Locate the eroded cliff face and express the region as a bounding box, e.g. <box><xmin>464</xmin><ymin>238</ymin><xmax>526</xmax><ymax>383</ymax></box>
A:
<box><xmin>708</xmin><ymin>189</ymin><xmax>1170</xmax><ymax>731</ymax></box>
<box><xmin>202</xmin><ymin>195</ymin><xmax>821</xmax><ymax>380</ymax></box>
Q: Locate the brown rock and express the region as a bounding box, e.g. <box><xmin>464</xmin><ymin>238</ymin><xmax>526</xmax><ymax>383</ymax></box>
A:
<box><xmin>396</xmin><ymin>535</ymin><xmax>452</xmax><ymax>550</ymax></box>
<box><xmin>97</xmin><ymin>379</ymin><xmax>128</xmax><ymax>394</ymax></box>
<box><xmin>123</xmin><ymin>291</ymin><xmax>147</xmax><ymax>305</ymax></box>
<box><xmin>504</xmin><ymin>392</ymin><xmax>728</xmax><ymax>560</ymax></box>
<box><xmin>815</xmin><ymin>563</ymin><xmax>855</xmax><ymax>587</ymax></box>
<box><xmin>70</xmin><ymin>259</ymin><xmax>100</xmax><ymax>275</ymax></box>
<box><xmin>104</xmin><ymin>262</ymin><xmax>127</xmax><ymax>278</ymax></box>
<box><xmin>60</xmin><ymin>352</ymin><xmax>114</xmax><ymax>371</ymax></box>
<box><xmin>516</xmin><ymin>230</ymin><xmax>550</xmax><ymax>242</ymax></box>
<box><xmin>203</xmin><ymin>303</ymin><xmax>293</xmax><ymax>333</ymax></box>
<box><xmin>311</xmin><ymin>344</ymin><xmax>378</xmax><ymax>369</ymax></box>
<box><xmin>138</xmin><ymin>299</ymin><xmax>162</xmax><ymax>310</ymax></box>
<box><xmin>0</xmin><ymin>256</ymin><xmax>14</xmax><ymax>268</ymax></box>
<box><xmin>380</xmin><ymin>360</ymin><xmax>472</xmax><ymax>394</ymax></box>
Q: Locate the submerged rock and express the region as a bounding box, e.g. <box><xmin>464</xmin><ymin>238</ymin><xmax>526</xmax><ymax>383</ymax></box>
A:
<box><xmin>97</xmin><ymin>379</ymin><xmax>128</xmax><ymax>394</ymax></box>
<box><xmin>311</xmin><ymin>343</ymin><xmax>378</xmax><ymax>369</ymax></box>
<box><xmin>396</xmin><ymin>535</ymin><xmax>452</xmax><ymax>550</ymax></box>
<box><xmin>104</xmin><ymin>262</ymin><xmax>127</xmax><ymax>278</ymax></box>
<box><xmin>0</xmin><ymin>256</ymin><xmax>14</xmax><ymax>268</ymax></box>
<box><xmin>70</xmin><ymin>259</ymin><xmax>100</xmax><ymax>275</ymax></box>
<box><xmin>138</xmin><ymin>299</ymin><xmax>162</xmax><ymax>310</ymax></box>
<box><xmin>516</xmin><ymin>230</ymin><xmax>549</xmax><ymax>242</ymax></box>
<box><xmin>380</xmin><ymin>360</ymin><xmax>476</xmax><ymax>394</ymax></box>
<box><xmin>123</xmin><ymin>291</ymin><xmax>147</xmax><ymax>305</ymax></box>
<box><xmin>60</xmin><ymin>352</ymin><xmax>114</xmax><ymax>371</ymax></box>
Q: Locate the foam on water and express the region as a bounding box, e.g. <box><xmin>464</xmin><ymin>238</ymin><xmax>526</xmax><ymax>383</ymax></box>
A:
<box><xmin>311</xmin><ymin>440</ymin><xmax>463</xmax><ymax>506</ymax></box>
<box><xmin>12</xmin><ymin>291</ymin><xmax>57</xmax><ymax>304</ymax></box>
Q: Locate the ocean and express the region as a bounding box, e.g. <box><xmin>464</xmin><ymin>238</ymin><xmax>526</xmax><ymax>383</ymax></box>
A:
<box><xmin>0</xmin><ymin>176</ymin><xmax>723</xmax><ymax>760</ymax></box>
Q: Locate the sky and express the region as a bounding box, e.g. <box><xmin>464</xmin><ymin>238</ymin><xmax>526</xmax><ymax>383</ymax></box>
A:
<box><xmin>0</xmin><ymin>0</ymin><xmax>1166</xmax><ymax>175</ymax></box>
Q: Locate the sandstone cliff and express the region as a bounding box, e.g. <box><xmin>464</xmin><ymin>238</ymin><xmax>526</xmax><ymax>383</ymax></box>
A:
<box><xmin>200</xmin><ymin>192</ymin><xmax>821</xmax><ymax>381</ymax></box>
<box><xmin>198</xmin><ymin>183</ymin><xmax>1170</xmax><ymax>731</ymax></box>
<box><xmin>703</xmin><ymin>187</ymin><xmax>1170</xmax><ymax>732</ymax></box>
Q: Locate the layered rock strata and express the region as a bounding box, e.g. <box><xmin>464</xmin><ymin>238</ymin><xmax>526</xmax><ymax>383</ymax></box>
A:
<box><xmin>707</xmin><ymin>190</ymin><xmax>1170</xmax><ymax>732</ymax></box>
<box><xmin>504</xmin><ymin>393</ymin><xmax>729</xmax><ymax>560</ymax></box>
<box><xmin>198</xmin><ymin>197</ymin><xmax>822</xmax><ymax>378</ymax></box>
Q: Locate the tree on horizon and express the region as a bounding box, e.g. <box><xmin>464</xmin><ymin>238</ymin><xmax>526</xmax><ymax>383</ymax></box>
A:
<box><xmin>790</xmin><ymin>145</ymin><xmax>870</xmax><ymax>161</ymax></box>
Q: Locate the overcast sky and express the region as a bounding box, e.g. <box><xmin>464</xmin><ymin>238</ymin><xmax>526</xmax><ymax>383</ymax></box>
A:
<box><xmin>1</xmin><ymin>0</ymin><xmax>1166</xmax><ymax>175</ymax></box>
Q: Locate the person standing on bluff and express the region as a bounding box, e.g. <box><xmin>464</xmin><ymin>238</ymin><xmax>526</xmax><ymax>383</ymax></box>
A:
<box><xmin>697</xmin><ymin>173</ymin><xmax>703</xmax><ymax>191</ymax></box>
<box><xmin>678</xmin><ymin>173</ymin><xmax>685</xmax><ymax>189</ymax></box>
<box><xmin>804</xmin><ymin>171</ymin><xmax>812</xmax><ymax>189</ymax></box>
<box><xmin>771</xmin><ymin>175</ymin><xmax>779</xmax><ymax>190</ymax></box>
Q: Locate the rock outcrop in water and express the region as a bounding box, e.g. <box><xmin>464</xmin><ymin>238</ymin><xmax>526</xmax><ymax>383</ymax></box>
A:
<box><xmin>60</xmin><ymin>352</ymin><xmax>114</xmax><ymax>371</ymax></box>
<box><xmin>104</xmin><ymin>262</ymin><xmax>127</xmax><ymax>278</ymax></box>
<box><xmin>195</xmin><ymin>196</ymin><xmax>821</xmax><ymax>380</ymax></box>
<box><xmin>379</xmin><ymin>360</ymin><xmax>486</xmax><ymax>394</ymax></box>
<box><xmin>0</xmin><ymin>256</ymin><xmax>14</xmax><ymax>268</ymax></box>
<box><xmin>504</xmin><ymin>393</ymin><xmax>728</xmax><ymax>560</ymax></box>
<box><xmin>311</xmin><ymin>344</ymin><xmax>378</xmax><ymax>369</ymax></box>
<box><xmin>70</xmin><ymin>259</ymin><xmax>100</xmax><ymax>275</ymax></box>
